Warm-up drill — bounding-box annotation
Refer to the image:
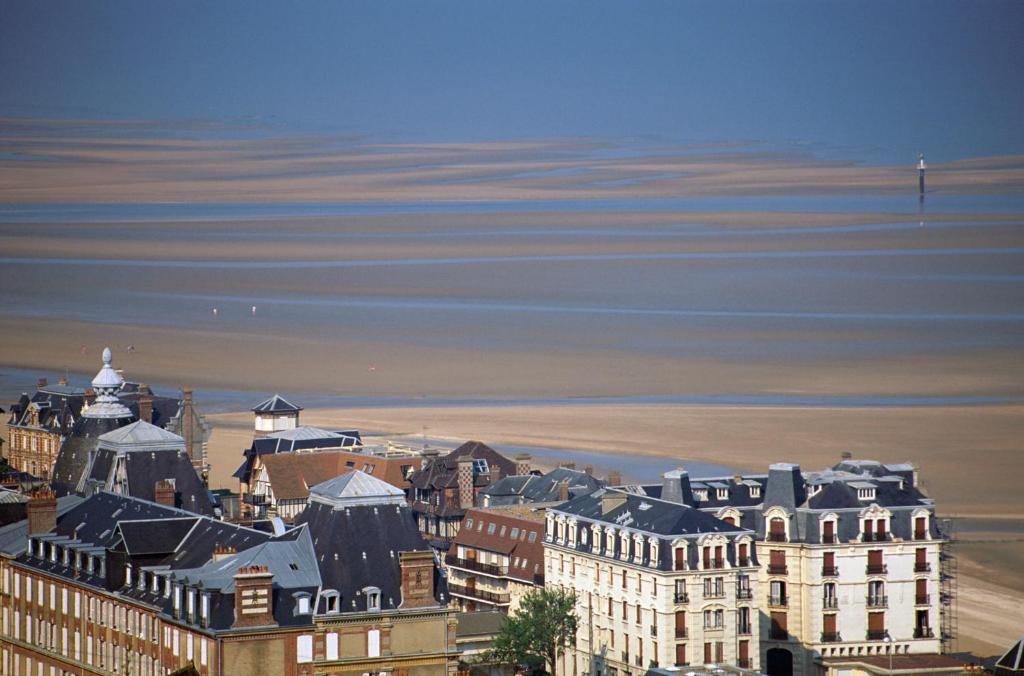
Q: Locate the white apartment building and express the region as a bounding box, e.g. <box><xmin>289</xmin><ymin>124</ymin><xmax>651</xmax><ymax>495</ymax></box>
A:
<box><xmin>544</xmin><ymin>488</ymin><xmax>762</xmax><ymax>675</ymax></box>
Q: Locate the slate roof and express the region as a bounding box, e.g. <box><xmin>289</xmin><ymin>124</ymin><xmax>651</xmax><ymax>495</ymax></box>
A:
<box><xmin>233</xmin><ymin>426</ymin><xmax>363</xmax><ymax>485</ymax></box>
<box><xmin>997</xmin><ymin>637</ymin><xmax>1024</xmax><ymax>672</ymax></box>
<box><xmin>252</xmin><ymin>394</ymin><xmax>303</xmax><ymax>414</ymax></box>
<box><xmin>98</xmin><ymin>420</ymin><xmax>185</xmax><ymax>447</ymax></box>
<box><xmin>557</xmin><ymin>488</ymin><xmax>746</xmax><ymax>538</ymax></box>
<box><xmin>0</xmin><ymin>494</ymin><xmax>84</xmax><ymax>556</ymax></box>
<box><xmin>482</xmin><ymin>467</ymin><xmax>604</xmax><ymax>506</ymax></box>
<box><xmin>408</xmin><ymin>441</ymin><xmax>516</xmax><ymax>497</ymax></box>
<box><xmin>294</xmin><ymin>489</ymin><xmax>438</xmax><ymax>614</ymax></box>
<box><xmin>50</xmin><ymin>414</ymin><xmax>136</xmax><ymax>496</ymax></box>
<box><xmin>309</xmin><ymin>470</ymin><xmax>407</xmax><ymax>508</ymax></box>
<box><xmin>117</xmin><ymin>518</ymin><xmax>200</xmax><ymax>555</ymax></box>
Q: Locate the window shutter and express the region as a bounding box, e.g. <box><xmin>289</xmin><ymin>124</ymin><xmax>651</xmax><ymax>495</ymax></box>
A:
<box><xmin>823</xmin><ymin>614</ymin><xmax>837</xmax><ymax>633</ymax></box>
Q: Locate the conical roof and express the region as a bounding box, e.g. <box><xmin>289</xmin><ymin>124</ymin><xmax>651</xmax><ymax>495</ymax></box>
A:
<box><xmin>84</xmin><ymin>347</ymin><xmax>132</xmax><ymax>419</ymax></box>
<box><xmin>309</xmin><ymin>470</ymin><xmax>406</xmax><ymax>509</ymax></box>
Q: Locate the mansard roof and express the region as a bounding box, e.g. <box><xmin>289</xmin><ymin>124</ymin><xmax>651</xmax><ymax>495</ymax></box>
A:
<box><xmin>482</xmin><ymin>467</ymin><xmax>604</xmax><ymax>506</ymax></box>
<box><xmin>554</xmin><ymin>488</ymin><xmax>747</xmax><ymax>538</ymax></box>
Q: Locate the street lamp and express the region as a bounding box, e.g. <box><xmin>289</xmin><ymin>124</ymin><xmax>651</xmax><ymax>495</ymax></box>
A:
<box><xmin>884</xmin><ymin>633</ymin><xmax>894</xmax><ymax>674</ymax></box>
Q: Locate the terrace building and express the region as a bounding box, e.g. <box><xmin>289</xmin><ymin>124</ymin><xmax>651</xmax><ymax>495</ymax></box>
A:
<box><xmin>544</xmin><ymin>487</ymin><xmax>762</xmax><ymax>674</ymax></box>
<box><xmin>444</xmin><ymin>505</ymin><xmax>546</xmax><ymax>614</ymax></box>
<box><xmin>480</xmin><ymin>465</ymin><xmax>604</xmax><ymax>507</ymax></box>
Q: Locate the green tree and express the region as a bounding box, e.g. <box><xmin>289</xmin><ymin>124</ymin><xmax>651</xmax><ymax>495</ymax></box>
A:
<box><xmin>487</xmin><ymin>587</ymin><xmax>578</xmax><ymax>676</ymax></box>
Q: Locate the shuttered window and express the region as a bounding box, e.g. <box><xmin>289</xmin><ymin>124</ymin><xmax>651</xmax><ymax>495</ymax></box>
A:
<box><xmin>704</xmin><ymin>642</ymin><xmax>712</xmax><ymax>664</ymax></box>
<box><xmin>770</xmin><ymin>611</ymin><xmax>788</xmax><ymax>639</ymax></box>
<box><xmin>915</xmin><ymin>517</ymin><xmax>927</xmax><ymax>539</ymax></box>
<box><xmin>675</xmin><ymin>643</ymin><xmax>686</xmax><ymax>666</ymax></box>
<box><xmin>823</xmin><ymin>520</ymin><xmax>835</xmax><ymax>542</ymax></box>
<box><xmin>674</xmin><ymin>548</ymin><xmax>686</xmax><ymax>571</ymax></box>
<box><xmin>823</xmin><ymin>614</ymin><xmax>837</xmax><ymax>634</ymax></box>
<box><xmin>823</xmin><ymin>552</ymin><xmax>835</xmax><ymax>568</ymax></box>
<box><xmin>868</xmin><ymin>550</ymin><xmax>883</xmax><ymax>567</ymax></box>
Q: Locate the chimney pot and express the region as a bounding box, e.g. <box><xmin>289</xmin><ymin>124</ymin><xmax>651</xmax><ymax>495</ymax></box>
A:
<box><xmin>138</xmin><ymin>393</ymin><xmax>153</xmax><ymax>424</ymax></box>
<box><xmin>37</xmin><ymin>377</ymin><xmax>48</xmax><ymax>389</ymax></box>
<box><xmin>606</xmin><ymin>470</ymin><xmax>622</xmax><ymax>486</ymax></box>
<box><xmin>558</xmin><ymin>480</ymin><xmax>570</xmax><ymax>502</ymax></box>
<box><xmin>584</xmin><ymin>464</ymin><xmax>593</xmax><ymax>476</ymax></box>
<box><xmin>514</xmin><ymin>453</ymin><xmax>531</xmax><ymax>476</ymax></box>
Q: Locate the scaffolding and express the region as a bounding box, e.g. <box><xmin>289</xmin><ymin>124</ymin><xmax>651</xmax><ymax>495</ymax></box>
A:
<box><xmin>939</xmin><ymin>517</ymin><xmax>958</xmax><ymax>654</ymax></box>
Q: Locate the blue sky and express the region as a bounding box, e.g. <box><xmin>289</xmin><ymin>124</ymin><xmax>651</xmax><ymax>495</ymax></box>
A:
<box><xmin>1</xmin><ymin>1</ymin><xmax>1022</xmax><ymax>161</ymax></box>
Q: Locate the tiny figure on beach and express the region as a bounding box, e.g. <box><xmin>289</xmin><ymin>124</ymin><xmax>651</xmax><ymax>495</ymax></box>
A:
<box><xmin>212</xmin><ymin>307</ymin><xmax>219</xmax><ymax>317</ymax></box>
<box><xmin>251</xmin><ymin>305</ymin><xmax>257</xmax><ymax>315</ymax></box>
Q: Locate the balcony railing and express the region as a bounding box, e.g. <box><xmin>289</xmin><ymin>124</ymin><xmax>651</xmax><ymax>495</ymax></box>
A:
<box><xmin>914</xmin><ymin>562</ymin><xmax>931</xmax><ymax>573</ymax></box>
<box><xmin>738</xmin><ymin>623</ymin><xmax>752</xmax><ymax>635</ymax></box>
<box><xmin>768</xmin><ymin>595</ymin><xmax>788</xmax><ymax>607</ymax></box>
<box><xmin>674</xmin><ymin>592</ymin><xmax>689</xmax><ymax>603</ymax></box>
<box><xmin>866</xmin><ymin>630</ymin><xmax>888</xmax><ymax>641</ymax></box>
<box><xmin>770</xmin><ymin>629</ymin><xmax>789</xmax><ymax>641</ymax></box>
<box><xmin>914</xmin><ymin>627</ymin><xmax>935</xmax><ymax>639</ymax></box>
<box><xmin>445</xmin><ymin>554</ymin><xmax>507</xmax><ymax>577</ymax></box>
<box><xmin>736</xmin><ymin>588</ymin><xmax>753</xmax><ymax>600</ymax></box>
<box><xmin>863</xmin><ymin>533</ymin><xmax>890</xmax><ymax>542</ymax></box>
<box><xmin>916</xmin><ymin>594</ymin><xmax>930</xmax><ymax>605</ymax></box>
<box><xmin>822</xmin><ymin>565</ymin><xmax>839</xmax><ymax>577</ymax></box>
<box><xmin>823</xmin><ymin>597</ymin><xmax>838</xmax><ymax>609</ymax></box>
<box><xmin>738</xmin><ymin>658</ymin><xmax>753</xmax><ymax>669</ymax></box>
<box><xmin>767</xmin><ymin>533</ymin><xmax>787</xmax><ymax>542</ymax></box>
<box><xmin>822</xmin><ymin>534</ymin><xmax>837</xmax><ymax>544</ymax></box>
<box><xmin>737</xmin><ymin>557</ymin><xmax>751</xmax><ymax>567</ymax></box>
<box><xmin>867</xmin><ymin>595</ymin><xmax>888</xmax><ymax>608</ymax></box>
<box><xmin>243</xmin><ymin>493</ymin><xmax>269</xmax><ymax>506</ymax></box>
<box><xmin>821</xmin><ymin>632</ymin><xmax>842</xmax><ymax>643</ymax></box>
<box><xmin>704</xmin><ymin>558</ymin><xmax>725</xmax><ymax>569</ymax></box>
<box><xmin>914</xmin><ymin>531</ymin><xmax>928</xmax><ymax>541</ymax></box>
<box><xmin>674</xmin><ymin>628</ymin><xmax>688</xmax><ymax>639</ymax></box>
<box><xmin>704</xmin><ymin>589</ymin><xmax>726</xmax><ymax>599</ymax></box>
<box><xmin>447</xmin><ymin>583</ymin><xmax>510</xmax><ymax>605</ymax></box>
<box><xmin>768</xmin><ymin>564</ymin><xmax>788</xmax><ymax>575</ymax></box>
<box><xmin>866</xmin><ymin>564</ymin><xmax>888</xmax><ymax>575</ymax></box>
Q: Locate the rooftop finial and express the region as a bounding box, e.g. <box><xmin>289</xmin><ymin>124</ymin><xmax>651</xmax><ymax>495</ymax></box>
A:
<box><xmin>102</xmin><ymin>346</ymin><xmax>112</xmax><ymax>365</ymax></box>
<box><xmin>84</xmin><ymin>345</ymin><xmax>131</xmax><ymax>419</ymax></box>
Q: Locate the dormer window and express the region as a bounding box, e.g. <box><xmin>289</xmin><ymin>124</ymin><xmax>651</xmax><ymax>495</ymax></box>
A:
<box><xmin>364</xmin><ymin>586</ymin><xmax>381</xmax><ymax>612</ymax></box>
<box><xmin>294</xmin><ymin>592</ymin><xmax>311</xmax><ymax>615</ymax></box>
<box><xmin>716</xmin><ymin>488</ymin><xmax>729</xmax><ymax>500</ymax></box>
<box><xmin>694</xmin><ymin>489</ymin><xmax>708</xmax><ymax>502</ymax></box>
<box><xmin>857</xmin><ymin>487</ymin><xmax>876</xmax><ymax>500</ymax></box>
<box><xmin>125</xmin><ymin>564</ymin><xmax>133</xmax><ymax>587</ymax></box>
<box><xmin>323</xmin><ymin>590</ymin><xmax>340</xmax><ymax>614</ymax></box>
<box><xmin>750</xmin><ymin>485</ymin><xmax>761</xmax><ymax>499</ymax></box>
<box><xmin>472</xmin><ymin>458</ymin><xmax>489</xmax><ymax>474</ymax></box>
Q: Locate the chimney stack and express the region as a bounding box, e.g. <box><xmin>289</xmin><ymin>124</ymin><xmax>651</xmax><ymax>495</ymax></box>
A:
<box><xmin>37</xmin><ymin>377</ymin><xmax>48</xmax><ymax>389</ymax></box>
<box><xmin>57</xmin><ymin>376</ymin><xmax>68</xmax><ymax>386</ymax></box>
<box><xmin>583</xmin><ymin>464</ymin><xmax>593</xmax><ymax>476</ymax></box>
<box><xmin>558</xmin><ymin>480</ymin><xmax>570</xmax><ymax>502</ymax></box>
<box><xmin>232</xmin><ymin>565</ymin><xmax>277</xmax><ymax>628</ymax></box>
<box><xmin>213</xmin><ymin>544</ymin><xmax>237</xmax><ymax>562</ymax></box>
<box><xmin>559</xmin><ymin>461</ymin><xmax>576</xmax><ymax>471</ymax></box>
<box><xmin>841</xmin><ymin>451</ymin><xmax>853</xmax><ymax>461</ymax></box>
<box><xmin>420</xmin><ymin>447</ymin><xmax>440</xmax><ymax>470</ymax></box>
<box><xmin>27</xmin><ymin>487</ymin><xmax>57</xmax><ymax>535</ymax></box>
<box><xmin>182</xmin><ymin>388</ymin><xmax>195</xmax><ymax>465</ymax></box>
<box><xmin>137</xmin><ymin>391</ymin><xmax>153</xmax><ymax>424</ymax></box>
<box><xmin>600</xmin><ymin>490</ymin><xmax>627</xmax><ymax>516</ymax></box>
<box><xmin>661</xmin><ymin>468</ymin><xmax>694</xmax><ymax>506</ymax></box>
<box><xmin>154</xmin><ymin>479</ymin><xmax>176</xmax><ymax>508</ymax></box>
<box><xmin>490</xmin><ymin>464</ymin><xmax>503</xmax><ymax>483</ymax></box>
<box><xmin>457</xmin><ymin>459</ymin><xmax>475</xmax><ymax>509</ymax></box>
<box><xmin>398</xmin><ymin>550</ymin><xmax>436</xmax><ymax>609</ymax></box>
<box><xmin>607</xmin><ymin>470</ymin><xmax>622</xmax><ymax>486</ymax></box>
<box><xmin>514</xmin><ymin>453</ymin><xmax>532</xmax><ymax>476</ymax></box>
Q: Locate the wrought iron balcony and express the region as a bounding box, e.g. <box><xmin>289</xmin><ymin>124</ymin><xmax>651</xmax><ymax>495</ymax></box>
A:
<box><xmin>674</xmin><ymin>592</ymin><xmax>689</xmax><ymax>603</ymax></box>
<box><xmin>736</xmin><ymin>588</ymin><xmax>753</xmax><ymax>600</ymax></box>
<box><xmin>867</xmin><ymin>595</ymin><xmax>888</xmax><ymax>608</ymax></box>
<box><xmin>863</xmin><ymin>533</ymin><xmax>890</xmax><ymax>542</ymax></box>
<box><xmin>914</xmin><ymin>627</ymin><xmax>935</xmax><ymax>639</ymax></box>
<box><xmin>821</xmin><ymin>632</ymin><xmax>842</xmax><ymax>643</ymax></box>
<box><xmin>674</xmin><ymin>627</ymin><xmax>688</xmax><ymax>639</ymax></box>
<box><xmin>738</xmin><ymin>658</ymin><xmax>753</xmax><ymax>669</ymax></box>
<box><xmin>914</xmin><ymin>562</ymin><xmax>931</xmax><ymax>573</ymax></box>
<box><xmin>704</xmin><ymin>589</ymin><xmax>726</xmax><ymax>599</ymax></box>
<box><xmin>821</xmin><ymin>534</ymin><xmax>837</xmax><ymax>544</ymax></box>
<box><xmin>768</xmin><ymin>564</ymin><xmax>788</xmax><ymax>575</ymax></box>
<box><xmin>444</xmin><ymin>554</ymin><xmax>507</xmax><ymax>576</ymax></box>
<box><xmin>914</xmin><ymin>531</ymin><xmax>928</xmax><ymax>541</ymax></box>
<box><xmin>866</xmin><ymin>630</ymin><xmax>888</xmax><ymax>641</ymax></box>
<box><xmin>822</xmin><ymin>565</ymin><xmax>839</xmax><ymax>577</ymax></box>
<box><xmin>767</xmin><ymin>533</ymin><xmax>787</xmax><ymax>542</ymax></box>
<box><xmin>737</xmin><ymin>623</ymin><xmax>752</xmax><ymax>635</ymax></box>
<box><xmin>447</xmin><ymin>582</ymin><xmax>510</xmax><ymax>605</ymax></box>
<box><xmin>705</xmin><ymin>558</ymin><xmax>725</xmax><ymax>569</ymax></box>
<box><xmin>737</xmin><ymin>557</ymin><xmax>751</xmax><ymax>567</ymax></box>
<box><xmin>823</xmin><ymin>597</ymin><xmax>838</xmax><ymax>609</ymax></box>
<box><xmin>866</xmin><ymin>564</ymin><xmax>888</xmax><ymax>575</ymax></box>
<box><xmin>916</xmin><ymin>594</ymin><xmax>930</xmax><ymax>605</ymax></box>
<box><xmin>768</xmin><ymin>595</ymin><xmax>788</xmax><ymax>607</ymax></box>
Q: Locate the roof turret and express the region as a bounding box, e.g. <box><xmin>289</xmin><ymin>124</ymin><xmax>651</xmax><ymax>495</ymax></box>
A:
<box><xmin>83</xmin><ymin>347</ymin><xmax>132</xmax><ymax>419</ymax></box>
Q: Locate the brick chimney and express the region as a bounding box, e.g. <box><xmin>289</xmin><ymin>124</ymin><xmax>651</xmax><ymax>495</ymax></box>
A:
<box><xmin>154</xmin><ymin>480</ymin><xmax>176</xmax><ymax>507</ymax></box>
<box><xmin>584</xmin><ymin>465</ymin><xmax>593</xmax><ymax>476</ymax></box>
<box><xmin>213</xmin><ymin>544</ymin><xmax>237</xmax><ymax>562</ymax></box>
<box><xmin>57</xmin><ymin>376</ymin><xmax>68</xmax><ymax>386</ymax></box>
<box><xmin>398</xmin><ymin>551</ymin><xmax>436</xmax><ymax>609</ymax></box>
<box><xmin>607</xmin><ymin>470</ymin><xmax>622</xmax><ymax>486</ymax></box>
<box><xmin>137</xmin><ymin>391</ymin><xmax>153</xmax><ymax>424</ymax></box>
<box><xmin>37</xmin><ymin>377</ymin><xmax>48</xmax><ymax>389</ymax></box>
<box><xmin>559</xmin><ymin>461</ymin><xmax>576</xmax><ymax>471</ymax></box>
<box><xmin>27</xmin><ymin>487</ymin><xmax>57</xmax><ymax>535</ymax></box>
<box><xmin>182</xmin><ymin>388</ymin><xmax>195</xmax><ymax>464</ymax></box>
<box><xmin>489</xmin><ymin>464</ymin><xmax>503</xmax><ymax>483</ymax></box>
<box><xmin>514</xmin><ymin>453</ymin><xmax>531</xmax><ymax>476</ymax></box>
<box><xmin>457</xmin><ymin>459</ymin><xmax>475</xmax><ymax>509</ymax></box>
<box><xmin>558</xmin><ymin>480</ymin><xmax>570</xmax><ymax>502</ymax></box>
<box><xmin>232</xmin><ymin>565</ymin><xmax>277</xmax><ymax>628</ymax></box>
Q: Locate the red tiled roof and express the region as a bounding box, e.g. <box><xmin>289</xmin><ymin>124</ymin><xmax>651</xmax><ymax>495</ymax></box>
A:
<box><xmin>822</xmin><ymin>653</ymin><xmax>970</xmax><ymax>673</ymax></box>
<box><xmin>261</xmin><ymin>450</ymin><xmax>414</xmax><ymax>500</ymax></box>
<box><xmin>452</xmin><ymin>507</ymin><xmax>546</xmax><ymax>583</ymax></box>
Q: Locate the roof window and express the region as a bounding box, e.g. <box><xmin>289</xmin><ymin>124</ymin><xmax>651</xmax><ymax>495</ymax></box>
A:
<box><xmin>465</xmin><ymin>518</ymin><xmax>474</xmax><ymax>529</ymax></box>
<box><xmin>487</xmin><ymin>523</ymin><xmax>496</xmax><ymax>535</ymax></box>
<box><xmin>473</xmin><ymin>458</ymin><xmax>490</xmax><ymax>474</ymax></box>
<box><xmin>510</xmin><ymin>527</ymin><xmax>519</xmax><ymax>539</ymax></box>
<box><xmin>528</xmin><ymin>531</ymin><xmax>537</xmax><ymax>543</ymax></box>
